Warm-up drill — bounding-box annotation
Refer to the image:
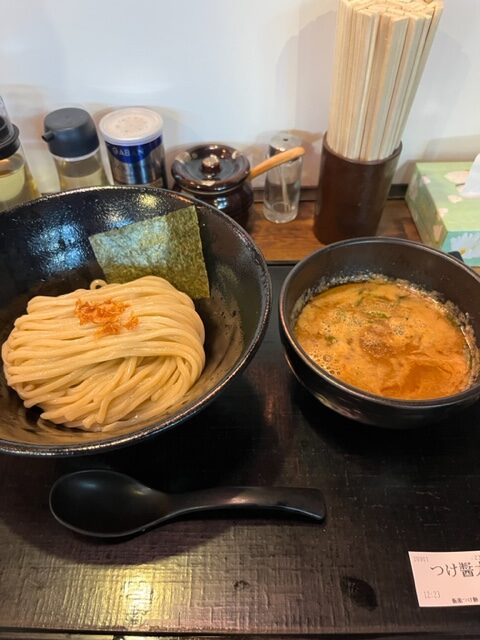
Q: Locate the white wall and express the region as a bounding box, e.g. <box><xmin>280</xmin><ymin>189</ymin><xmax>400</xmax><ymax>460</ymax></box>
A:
<box><xmin>1</xmin><ymin>0</ymin><xmax>478</xmax><ymax>192</ymax></box>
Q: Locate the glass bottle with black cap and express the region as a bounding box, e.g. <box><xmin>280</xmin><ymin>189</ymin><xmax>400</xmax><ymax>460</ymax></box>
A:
<box><xmin>42</xmin><ymin>107</ymin><xmax>108</xmax><ymax>191</ymax></box>
<box><xmin>0</xmin><ymin>97</ymin><xmax>39</xmax><ymax>213</ymax></box>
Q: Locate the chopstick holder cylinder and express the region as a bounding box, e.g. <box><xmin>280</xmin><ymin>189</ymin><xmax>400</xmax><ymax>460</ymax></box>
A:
<box><xmin>313</xmin><ymin>134</ymin><xmax>402</xmax><ymax>244</ymax></box>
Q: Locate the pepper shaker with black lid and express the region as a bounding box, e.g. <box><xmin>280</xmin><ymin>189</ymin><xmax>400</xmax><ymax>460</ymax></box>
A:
<box><xmin>42</xmin><ymin>107</ymin><xmax>108</xmax><ymax>191</ymax></box>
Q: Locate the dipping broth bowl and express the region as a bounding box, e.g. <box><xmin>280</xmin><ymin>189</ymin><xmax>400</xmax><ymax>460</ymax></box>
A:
<box><xmin>279</xmin><ymin>237</ymin><xmax>480</xmax><ymax>429</ymax></box>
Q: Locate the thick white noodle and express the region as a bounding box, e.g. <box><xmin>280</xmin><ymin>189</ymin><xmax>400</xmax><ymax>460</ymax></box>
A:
<box><xmin>2</xmin><ymin>276</ymin><xmax>206</xmax><ymax>432</ymax></box>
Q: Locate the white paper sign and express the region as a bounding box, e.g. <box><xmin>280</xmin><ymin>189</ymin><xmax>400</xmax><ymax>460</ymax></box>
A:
<box><xmin>409</xmin><ymin>551</ymin><xmax>480</xmax><ymax>607</ymax></box>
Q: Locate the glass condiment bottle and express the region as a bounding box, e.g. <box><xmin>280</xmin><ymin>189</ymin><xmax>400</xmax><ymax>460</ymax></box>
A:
<box><xmin>0</xmin><ymin>98</ymin><xmax>39</xmax><ymax>213</ymax></box>
<box><xmin>42</xmin><ymin>108</ymin><xmax>108</xmax><ymax>191</ymax></box>
<box><xmin>263</xmin><ymin>132</ymin><xmax>303</xmax><ymax>223</ymax></box>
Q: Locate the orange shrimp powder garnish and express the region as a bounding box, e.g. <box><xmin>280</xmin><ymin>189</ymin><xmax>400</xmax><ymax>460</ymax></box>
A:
<box><xmin>74</xmin><ymin>298</ymin><xmax>139</xmax><ymax>337</ymax></box>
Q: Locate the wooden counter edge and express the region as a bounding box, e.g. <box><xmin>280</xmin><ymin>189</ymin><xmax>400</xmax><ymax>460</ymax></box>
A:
<box><xmin>249</xmin><ymin>199</ymin><xmax>420</xmax><ymax>262</ymax></box>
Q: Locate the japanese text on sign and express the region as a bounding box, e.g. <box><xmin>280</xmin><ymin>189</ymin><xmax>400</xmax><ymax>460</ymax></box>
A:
<box><xmin>409</xmin><ymin>551</ymin><xmax>480</xmax><ymax>607</ymax></box>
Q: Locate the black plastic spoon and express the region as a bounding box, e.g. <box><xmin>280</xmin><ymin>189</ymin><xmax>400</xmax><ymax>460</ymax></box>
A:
<box><xmin>49</xmin><ymin>469</ymin><xmax>326</xmax><ymax>538</ymax></box>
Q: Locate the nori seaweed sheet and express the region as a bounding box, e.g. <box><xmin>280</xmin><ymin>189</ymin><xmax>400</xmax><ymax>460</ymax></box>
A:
<box><xmin>89</xmin><ymin>205</ymin><xmax>210</xmax><ymax>299</ymax></box>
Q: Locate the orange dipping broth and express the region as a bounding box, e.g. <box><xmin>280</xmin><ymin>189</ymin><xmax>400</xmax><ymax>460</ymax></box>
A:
<box><xmin>294</xmin><ymin>278</ymin><xmax>479</xmax><ymax>401</ymax></box>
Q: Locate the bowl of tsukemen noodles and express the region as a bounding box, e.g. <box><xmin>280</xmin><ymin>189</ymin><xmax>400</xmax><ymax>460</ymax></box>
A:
<box><xmin>0</xmin><ymin>186</ymin><xmax>271</xmax><ymax>456</ymax></box>
<box><xmin>279</xmin><ymin>237</ymin><xmax>480</xmax><ymax>428</ymax></box>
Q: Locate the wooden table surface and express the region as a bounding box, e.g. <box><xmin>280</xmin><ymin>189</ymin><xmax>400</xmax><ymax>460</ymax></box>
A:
<box><xmin>249</xmin><ymin>198</ymin><xmax>420</xmax><ymax>261</ymax></box>
<box><xmin>1</xmin><ymin>199</ymin><xmax>480</xmax><ymax>640</ymax></box>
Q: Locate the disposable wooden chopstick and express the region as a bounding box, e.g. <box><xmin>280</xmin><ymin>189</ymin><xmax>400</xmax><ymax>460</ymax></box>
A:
<box><xmin>339</xmin><ymin>4</ymin><xmax>364</xmax><ymax>156</ymax></box>
<box><xmin>330</xmin><ymin>1</ymin><xmax>402</xmax><ymax>157</ymax></box>
<box><xmin>329</xmin><ymin>0</ymin><xmax>374</xmax><ymax>154</ymax></box>
<box><xmin>391</xmin><ymin>1</ymin><xmax>443</xmax><ymax>150</ymax></box>
<box><xmin>327</xmin><ymin>0</ymin><xmax>350</xmax><ymax>153</ymax></box>
<box><xmin>360</xmin><ymin>12</ymin><xmax>409</xmax><ymax>160</ymax></box>
<box><xmin>330</xmin><ymin>0</ymin><xmax>348</xmax><ymax>154</ymax></box>
<box><xmin>329</xmin><ymin>0</ymin><xmax>359</xmax><ymax>153</ymax></box>
<box><xmin>327</xmin><ymin>0</ymin><xmax>443</xmax><ymax>161</ymax></box>
<box><xmin>334</xmin><ymin>0</ymin><xmax>357</xmax><ymax>155</ymax></box>
<box><xmin>378</xmin><ymin>0</ymin><xmax>443</xmax><ymax>155</ymax></box>
<box><xmin>347</xmin><ymin>9</ymin><xmax>381</xmax><ymax>158</ymax></box>
<box><xmin>378</xmin><ymin>11</ymin><xmax>427</xmax><ymax>157</ymax></box>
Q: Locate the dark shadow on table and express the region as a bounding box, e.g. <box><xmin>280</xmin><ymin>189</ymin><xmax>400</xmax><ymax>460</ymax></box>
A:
<box><xmin>293</xmin><ymin>376</ymin><xmax>480</xmax><ymax>480</ymax></box>
<box><xmin>0</xmin><ymin>375</ymin><xmax>289</xmax><ymax>564</ymax></box>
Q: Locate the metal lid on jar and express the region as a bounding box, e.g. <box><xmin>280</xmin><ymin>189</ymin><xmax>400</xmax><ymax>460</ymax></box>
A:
<box><xmin>99</xmin><ymin>107</ymin><xmax>163</xmax><ymax>146</ymax></box>
<box><xmin>171</xmin><ymin>143</ymin><xmax>250</xmax><ymax>194</ymax></box>
<box><xmin>268</xmin><ymin>132</ymin><xmax>302</xmax><ymax>157</ymax></box>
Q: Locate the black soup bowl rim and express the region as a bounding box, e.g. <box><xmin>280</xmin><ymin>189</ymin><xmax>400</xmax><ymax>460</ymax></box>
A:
<box><xmin>279</xmin><ymin>236</ymin><xmax>480</xmax><ymax>410</ymax></box>
<box><xmin>0</xmin><ymin>186</ymin><xmax>272</xmax><ymax>457</ymax></box>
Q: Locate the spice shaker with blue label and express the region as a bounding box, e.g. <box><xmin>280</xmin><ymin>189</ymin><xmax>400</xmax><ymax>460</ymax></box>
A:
<box><xmin>99</xmin><ymin>107</ymin><xmax>167</xmax><ymax>188</ymax></box>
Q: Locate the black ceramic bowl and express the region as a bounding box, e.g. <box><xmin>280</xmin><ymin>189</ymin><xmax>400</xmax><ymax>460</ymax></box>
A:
<box><xmin>279</xmin><ymin>237</ymin><xmax>480</xmax><ymax>428</ymax></box>
<box><xmin>0</xmin><ymin>187</ymin><xmax>271</xmax><ymax>456</ymax></box>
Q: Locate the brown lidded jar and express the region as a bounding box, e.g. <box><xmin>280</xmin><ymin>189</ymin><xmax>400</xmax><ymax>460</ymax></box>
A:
<box><xmin>171</xmin><ymin>143</ymin><xmax>254</xmax><ymax>230</ymax></box>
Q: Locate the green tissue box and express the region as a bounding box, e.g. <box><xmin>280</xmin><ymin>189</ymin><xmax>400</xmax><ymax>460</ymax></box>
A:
<box><xmin>406</xmin><ymin>161</ymin><xmax>480</xmax><ymax>266</ymax></box>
